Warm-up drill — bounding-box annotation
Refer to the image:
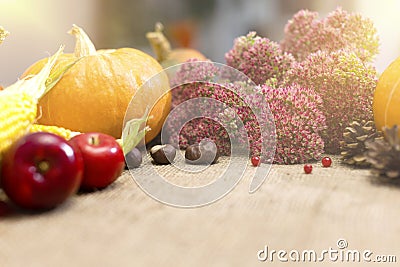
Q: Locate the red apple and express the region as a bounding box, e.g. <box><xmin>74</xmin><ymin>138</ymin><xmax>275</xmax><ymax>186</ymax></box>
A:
<box><xmin>68</xmin><ymin>133</ymin><xmax>125</xmax><ymax>190</ymax></box>
<box><xmin>0</xmin><ymin>132</ymin><xmax>83</xmax><ymax>210</ymax></box>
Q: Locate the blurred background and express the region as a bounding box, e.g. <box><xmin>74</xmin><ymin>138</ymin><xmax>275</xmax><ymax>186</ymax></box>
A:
<box><xmin>1</xmin><ymin>0</ymin><xmax>400</xmax><ymax>86</ymax></box>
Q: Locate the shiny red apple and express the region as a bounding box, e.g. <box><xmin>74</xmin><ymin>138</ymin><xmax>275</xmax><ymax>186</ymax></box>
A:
<box><xmin>68</xmin><ymin>133</ymin><xmax>125</xmax><ymax>190</ymax></box>
<box><xmin>0</xmin><ymin>132</ymin><xmax>83</xmax><ymax>210</ymax></box>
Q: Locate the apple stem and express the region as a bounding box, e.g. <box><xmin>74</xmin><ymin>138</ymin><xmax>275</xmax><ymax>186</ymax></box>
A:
<box><xmin>37</xmin><ymin>161</ymin><xmax>50</xmax><ymax>174</ymax></box>
<box><xmin>89</xmin><ymin>135</ymin><xmax>100</xmax><ymax>146</ymax></box>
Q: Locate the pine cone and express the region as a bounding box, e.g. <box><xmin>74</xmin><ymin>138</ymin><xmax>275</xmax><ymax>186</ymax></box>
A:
<box><xmin>340</xmin><ymin>120</ymin><xmax>383</xmax><ymax>166</ymax></box>
<box><xmin>365</xmin><ymin>125</ymin><xmax>400</xmax><ymax>178</ymax></box>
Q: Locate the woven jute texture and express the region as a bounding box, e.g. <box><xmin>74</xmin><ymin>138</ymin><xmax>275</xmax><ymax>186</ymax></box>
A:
<box><xmin>1</xmin><ymin>155</ymin><xmax>399</xmax><ymax>267</ymax></box>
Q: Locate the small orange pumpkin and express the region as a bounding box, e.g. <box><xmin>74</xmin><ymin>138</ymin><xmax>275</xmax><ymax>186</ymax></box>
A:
<box><xmin>146</xmin><ymin>22</ymin><xmax>207</xmax><ymax>68</ymax></box>
<box><xmin>22</xmin><ymin>25</ymin><xmax>171</xmax><ymax>142</ymax></box>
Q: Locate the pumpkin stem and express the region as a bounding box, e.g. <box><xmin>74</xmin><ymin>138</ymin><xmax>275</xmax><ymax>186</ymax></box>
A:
<box><xmin>146</xmin><ymin>22</ymin><xmax>172</xmax><ymax>62</ymax></box>
<box><xmin>68</xmin><ymin>24</ymin><xmax>97</xmax><ymax>57</ymax></box>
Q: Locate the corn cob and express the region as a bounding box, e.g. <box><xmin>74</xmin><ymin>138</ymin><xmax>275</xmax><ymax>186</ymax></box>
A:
<box><xmin>28</xmin><ymin>109</ymin><xmax>150</xmax><ymax>152</ymax></box>
<box><xmin>28</xmin><ymin>120</ymin><xmax>145</xmax><ymax>151</ymax></box>
<box><xmin>0</xmin><ymin>46</ymin><xmax>64</xmax><ymax>156</ymax></box>
<box><xmin>0</xmin><ymin>93</ymin><xmax>37</xmax><ymax>153</ymax></box>
<box><xmin>29</xmin><ymin>124</ymin><xmax>125</xmax><ymax>150</ymax></box>
<box><xmin>29</xmin><ymin>124</ymin><xmax>81</xmax><ymax>140</ymax></box>
<box><xmin>27</xmin><ymin>126</ymin><xmax>139</xmax><ymax>152</ymax></box>
<box><xmin>29</xmin><ymin>125</ymin><xmax>129</xmax><ymax>152</ymax></box>
<box><xmin>28</xmin><ymin>114</ymin><xmax>150</xmax><ymax>152</ymax></box>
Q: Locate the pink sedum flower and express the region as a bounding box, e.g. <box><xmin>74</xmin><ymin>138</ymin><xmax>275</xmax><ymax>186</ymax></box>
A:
<box><xmin>284</xmin><ymin>49</ymin><xmax>377</xmax><ymax>153</ymax></box>
<box><xmin>280</xmin><ymin>7</ymin><xmax>379</xmax><ymax>62</ymax></box>
<box><xmin>262</xmin><ymin>84</ymin><xmax>326</xmax><ymax>164</ymax></box>
<box><xmin>225</xmin><ymin>32</ymin><xmax>295</xmax><ymax>85</ymax></box>
<box><xmin>166</xmin><ymin>60</ymin><xmax>326</xmax><ymax>164</ymax></box>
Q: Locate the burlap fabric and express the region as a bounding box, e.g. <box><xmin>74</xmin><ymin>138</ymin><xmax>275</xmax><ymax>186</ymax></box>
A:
<box><xmin>0</xmin><ymin>155</ymin><xmax>399</xmax><ymax>266</ymax></box>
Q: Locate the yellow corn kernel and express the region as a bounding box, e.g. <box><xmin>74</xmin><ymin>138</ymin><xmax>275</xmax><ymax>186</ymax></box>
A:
<box><xmin>29</xmin><ymin>124</ymin><xmax>81</xmax><ymax>140</ymax></box>
<box><xmin>29</xmin><ymin>125</ymin><xmax>124</xmax><ymax>149</ymax></box>
<box><xmin>0</xmin><ymin>92</ymin><xmax>36</xmax><ymax>154</ymax></box>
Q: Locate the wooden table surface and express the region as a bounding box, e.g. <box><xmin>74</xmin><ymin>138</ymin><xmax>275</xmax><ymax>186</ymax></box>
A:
<box><xmin>1</xmin><ymin>155</ymin><xmax>399</xmax><ymax>267</ymax></box>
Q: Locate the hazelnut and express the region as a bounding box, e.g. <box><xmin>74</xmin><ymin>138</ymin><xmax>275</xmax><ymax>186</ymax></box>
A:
<box><xmin>185</xmin><ymin>139</ymin><xmax>219</xmax><ymax>165</ymax></box>
<box><xmin>150</xmin><ymin>144</ymin><xmax>176</xmax><ymax>165</ymax></box>
<box><xmin>125</xmin><ymin>147</ymin><xmax>142</xmax><ymax>169</ymax></box>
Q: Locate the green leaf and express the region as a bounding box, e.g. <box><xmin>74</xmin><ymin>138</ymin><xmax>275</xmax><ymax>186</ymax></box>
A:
<box><xmin>43</xmin><ymin>58</ymin><xmax>81</xmax><ymax>96</ymax></box>
<box><xmin>2</xmin><ymin>45</ymin><xmax>64</xmax><ymax>100</ymax></box>
<box><xmin>121</xmin><ymin>108</ymin><xmax>151</xmax><ymax>154</ymax></box>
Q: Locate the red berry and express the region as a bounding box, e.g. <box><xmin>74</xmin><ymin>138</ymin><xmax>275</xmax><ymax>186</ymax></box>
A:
<box><xmin>251</xmin><ymin>156</ymin><xmax>261</xmax><ymax>167</ymax></box>
<box><xmin>321</xmin><ymin>157</ymin><xmax>332</xmax><ymax>167</ymax></box>
<box><xmin>304</xmin><ymin>164</ymin><xmax>313</xmax><ymax>174</ymax></box>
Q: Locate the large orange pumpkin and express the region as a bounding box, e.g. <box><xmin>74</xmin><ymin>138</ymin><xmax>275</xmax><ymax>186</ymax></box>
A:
<box><xmin>22</xmin><ymin>25</ymin><xmax>171</xmax><ymax>142</ymax></box>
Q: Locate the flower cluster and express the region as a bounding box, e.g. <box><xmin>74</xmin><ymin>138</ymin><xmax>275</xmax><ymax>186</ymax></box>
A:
<box><xmin>280</xmin><ymin>7</ymin><xmax>379</xmax><ymax>62</ymax></box>
<box><xmin>284</xmin><ymin>49</ymin><xmax>377</xmax><ymax>153</ymax></box>
<box><xmin>165</xmin><ymin>64</ymin><xmax>274</xmax><ymax>157</ymax></box>
<box><xmin>166</xmin><ymin>60</ymin><xmax>326</xmax><ymax>164</ymax></box>
<box><xmin>170</xmin><ymin>59</ymin><xmax>219</xmax><ymax>109</ymax></box>
<box><xmin>165</xmin><ymin>60</ymin><xmax>277</xmax><ymax>159</ymax></box>
<box><xmin>225</xmin><ymin>32</ymin><xmax>295</xmax><ymax>85</ymax></box>
<box><xmin>166</xmin><ymin>81</ymin><xmax>236</xmax><ymax>156</ymax></box>
<box><xmin>223</xmin><ymin>7</ymin><xmax>379</xmax><ymax>158</ymax></box>
<box><xmin>262</xmin><ymin>84</ymin><xmax>326</xmax><ymax>164</ymax></box>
